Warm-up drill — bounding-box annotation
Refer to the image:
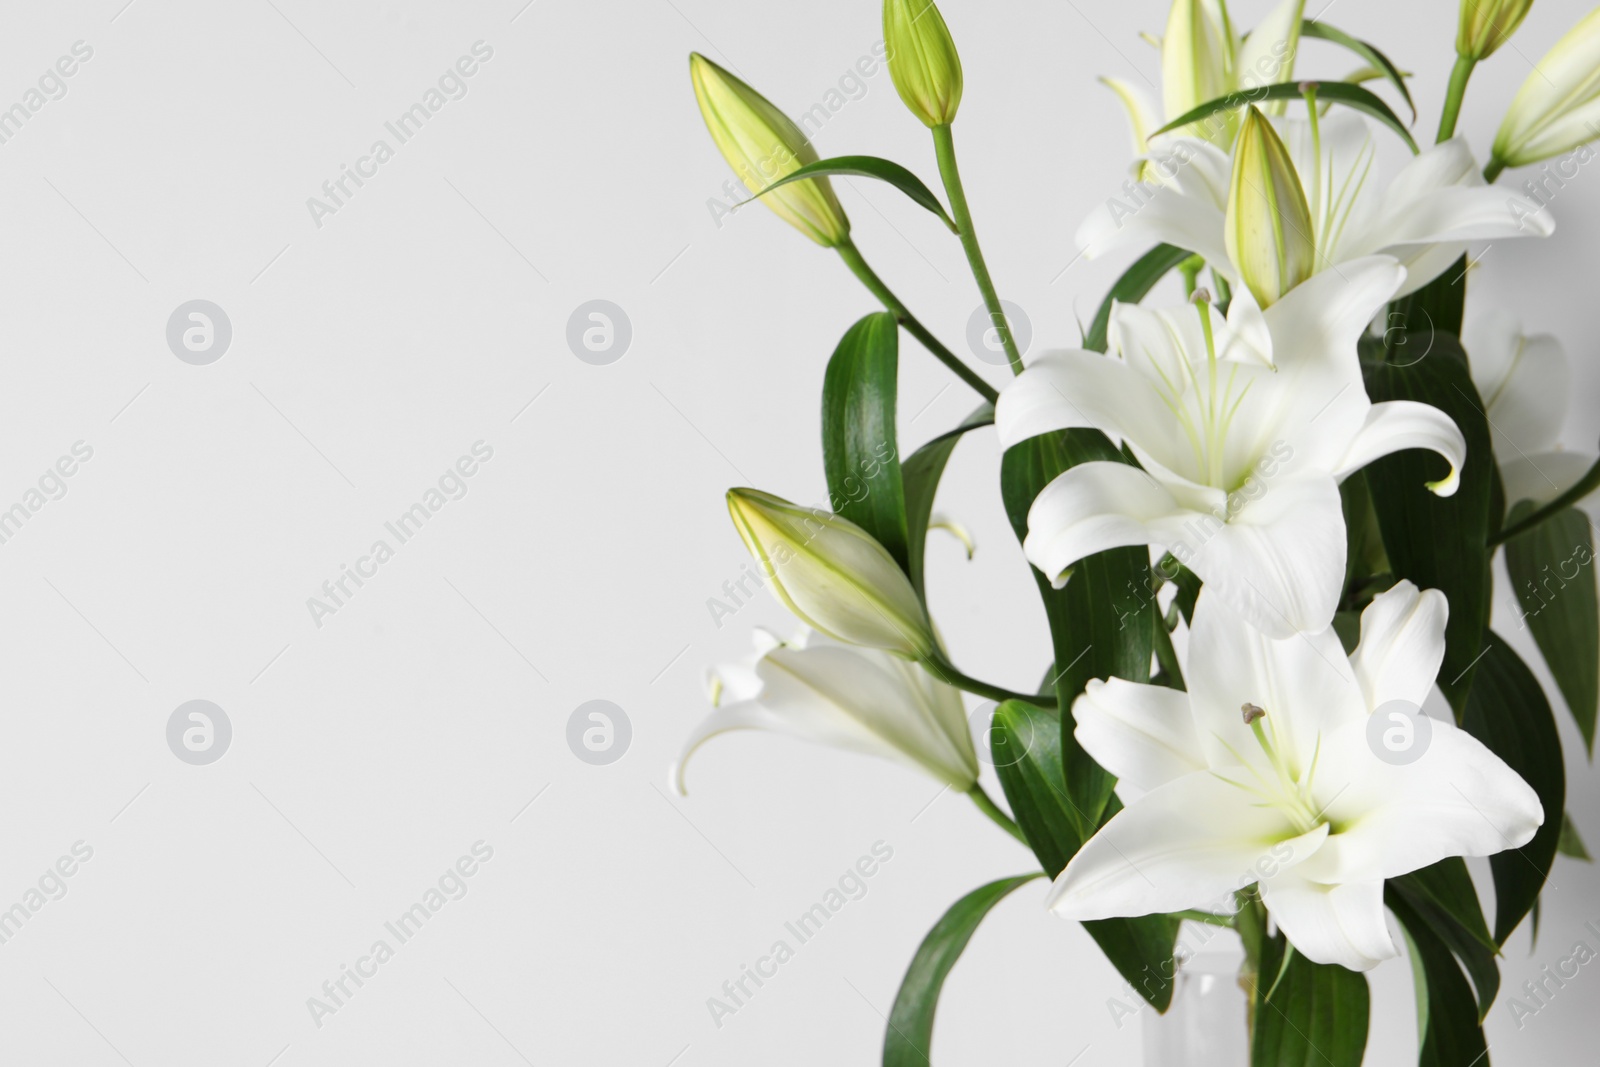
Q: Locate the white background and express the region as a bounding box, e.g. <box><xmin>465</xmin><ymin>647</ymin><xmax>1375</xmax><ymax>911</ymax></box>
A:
<box><xmin>0</xmin><ymin>0</ymin><xmax>1595</xmax><ymax>1064</ymax></box>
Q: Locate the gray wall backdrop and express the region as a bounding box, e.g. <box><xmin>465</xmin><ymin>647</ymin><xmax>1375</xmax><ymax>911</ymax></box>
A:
<box><xmin>0</xmin><ymin>0</ymin><xmax>1594</xmax><ymax>1063</ymax></box>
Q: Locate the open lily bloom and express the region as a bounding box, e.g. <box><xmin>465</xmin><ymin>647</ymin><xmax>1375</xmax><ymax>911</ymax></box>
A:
<box><xmin>671</xmin><ymin>628</ymin><xmax>979</xmax><ymax>795</ymax></box>
<box><xmin>1079</xmin><ymin>110</ymin><xmax>1553</xmax><ymax>298</ymax></box>
<box><xmin>1048</xmin><ymin>582</ymin><xmax>1544</xmax><ymax>972</ymax></box>
<box><xmin>996</xmin><ymin>257</ymin><xmax>1463</xmax><ymax>637</ymax></box>
<box><xmin>1465</xmin><ymin>311</ymin><xmax>1597</xmax><ymax>510</ymax></box>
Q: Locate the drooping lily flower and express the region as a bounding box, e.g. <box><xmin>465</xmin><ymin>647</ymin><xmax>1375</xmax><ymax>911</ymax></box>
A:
<box><xmin>1465</xmin><ymin>311</ymin><xmax>1597</xmax><ymax>509</ymax></box>
<box><xmin>995</xmin><ymin>257</ymin><xmax>1464</xmax><ymax>637</ymax></box>
<box><xmin>671</xmin><ymin>628</ymin><xmax>979</xmax><ymax>794</ymax></box>
<box><xmin>1048</xmin><ymin>582</ymin><xmax>1544</xmax><ymax>972</ymax></box>
<box><xmin>1079</xmin><ymin>110</ymin><xmax>1554</xmax><ymax>298</ymax></box>
<box><xmin>1104</xmin><ymin>0</ymin><xmax>1307</xmax><ymax>160</ymax></box>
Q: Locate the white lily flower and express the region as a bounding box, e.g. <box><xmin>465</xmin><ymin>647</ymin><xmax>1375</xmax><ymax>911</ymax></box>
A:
<box><xmin>995</xmin><ymin>257</ymin><xmax>1465</xmax><ymax>637</ymax></box>
<box><xmin>1465</xmin><ymin>311</ymin><xmax>1597</xmax><ymax>509</ymax></box>
<box><xmin>1079</xmin><ymin>111</ymin><xmax>1554</xmax><ymax>298</ymax></box>
<box><xmin>1106</xmin><ymin>0</ymin><xmax>1306</xmax><ymax>158</ymax></box>
<box><xmin>671</xmin><ymin>628</ymin><xmax>979</xmax><ymax>795</ymax></box>
<box><xmin>1048</xmin><ymin>582</ymin><xmax>1544</xmax><ymax>972</ymax></box>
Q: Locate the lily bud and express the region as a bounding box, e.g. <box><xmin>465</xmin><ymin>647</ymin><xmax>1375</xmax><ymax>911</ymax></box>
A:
<box><xmin>726</xmin><ymin>488</ymin><xmax>935</xmax><ymax>659</ymax></box>
<box><xmin>1162</xmin><ymin>0</ymin><xmax>1232</xmax><ymax>139</ymax></box>
<box><xmin>1457</xmin><ymin>0</ymin><xmax>1534</xmax><ymax>61</ymax></box>
<box><xmin>689</xmin><ymin>53</ymin><xmax>850</xmax><ymax>246</ymax></box>
<box><xmin>1491</xmin><ymin>9</ymin><xmax>1600</xmax><ymax>169</ymax></box>
<box><xmin>883</xmin><ymin>0</ymin><xmax>964</xmax><ymax>126</ymax></box>
<box><xmin>1225</xmin><ymin>107</ymin><xmax>1316</xmax><ymax>308</ymax></box>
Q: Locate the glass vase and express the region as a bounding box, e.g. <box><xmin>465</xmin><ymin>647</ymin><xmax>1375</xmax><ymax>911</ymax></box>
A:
<box><xmin>1143</xmin><ymin>922</ymin><xmax>1250</xmax><ymax>1066</ymax></box>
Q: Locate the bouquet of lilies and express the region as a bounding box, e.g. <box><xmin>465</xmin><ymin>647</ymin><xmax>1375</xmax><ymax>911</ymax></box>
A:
<box><xmin>674</xmin><ymin>1</ymin><xmax>1600</xmax><ymax>1062</ymax></box>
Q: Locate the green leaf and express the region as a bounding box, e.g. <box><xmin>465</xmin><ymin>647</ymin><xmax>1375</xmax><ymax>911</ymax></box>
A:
<box><xmin>883</xmin><ymin>874</ymin><xmax>1041</xmax><ymax>1067</ymax></box>
<box><xmin>1362</xmin><ymin>337</ymin><xmax>1493</xmax><ymax>715</ymax></box>
<box><xmin>823</xmin><ymin>313</ymin><xmax>909</xmax><ymax>573</ymax></box>
<box><xmin>902</xmin><ymin>403</ymin><xmax>993</xmax><ymax>600</ymax></box>
<box><xmin>1084</xmin><ymin>244</ymin><xmax>1193</xmax><ymax>354</ymax></box>
<box><xmin>1462</xmin><ymin>632</ymin><xmax>1566</xmax><ymax>945</ymax></box>
<box><xmin>1390</xmin><ymin>859</ymin><xmax>1499</xmax><ymax>1021</ymax></box>
<box><xmin>992</xmin><ymin>699</ymin><xmax>1080</xmax><ymax>875</ymax></box>
<box><xmin>1390</xmin><ymin>891</ymin><xmax>1489</xmax><ymax>1067</ymax></box>
<box><xmin>1384</xmin><ymin>254</ymin><xmax>1467</xmax><ymax>355</ymax></box>
<box><xmin>751</xmin><ymin>155</ymin><xmax>959</xmax><ymax>233</ymax></box>
<box><xmin>1300</xmin><ymin>20</ymin><xmax>1416</xmax><ymax>121</ymax></box>
<box><xmin>1000</xmin><ymin>431</ymin><xmax>1153</xmax><ymax>835</ymax></box>
<box><xmin>1153</xmin><ymin>80</ymin><xmax>1418</xmax><ymax>153</ymax></box>
<box><xmin>1559</xmin><ymin>813</ymin><xmax>1592</xmax><ymax>861</ymax></box>
<box><xmin>990</xmin><ymin>699</ymin><xmax>1178</xmax><ymax>1012</ymax></box>
<box><xmin>1249</xmin><ymin>941</ymin><xmax>1370</xmax><ymax>1067</ymax></box>
<box><xmin>1504</xmin><ymin>506</ymin><xmax>1598</xmax><ymax>754</ymax></box>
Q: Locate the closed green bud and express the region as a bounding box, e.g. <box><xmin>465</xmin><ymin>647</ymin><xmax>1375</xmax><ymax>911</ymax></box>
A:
<box><xmin>1457</xmin><ymin>0</ymin><xmax>1534</xmax><ymax>61</ymax></box>
<box><xmin>1162</xmin><ymin>0</ymin><xmax>1232</xmax><ymax>138</ymax></box>
<box><xmin>726</xmin><ymin>488</ymin><xmax>935</xmax><ymax>659</ymax></box>
<box><xmin>689</xmin><ymin>53</ymin><xmax>850</xmax><ymax>246</ymax></box>
<box><xmin>1225</xmin><ymin>107</ymin><xmax>1316</xmax><ymax>308</ymax></box>
<box><xmin>883</xmin><ymin>0</ymin><xmax>964</xmax><ymax>127</ymax></box>
<box><xmin>1491</xmin><ymin>8</ymin><xmax>1600</xmax><ymax>170</ymax></box>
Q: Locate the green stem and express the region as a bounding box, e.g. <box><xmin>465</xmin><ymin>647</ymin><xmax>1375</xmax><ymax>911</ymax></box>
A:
<box><xmin>1152</xmin><ymin>611</ymin><xmax>1186</xmax><ymax>690</ymax></box>
<box><xmin>924</xmin><ymin>653</ymin><xmax>1041</xmax><ymax>705</ymax></box>
<box><xmin>1491</xmin><ymin>451</ymin><xmax>1600</xmax><ymax>546</ymax></box>
<box><xmin>968</xmin><ymin>783</ymin><xmax>1029</xmax><ymax>844</ymax></box>
<box><xmin>931</xmin><ymin>123</ymin><xmax>1023</xmax><ymax>376</ymax></box>
<box><xmin>1484</xmin><ymin>156</ymin><xmax>1507</xmax><ymax>183</ymax></box>
<box><xmin>835</xmin><ymin>238</ymin><xmax>998</xmax><ymax>404</ymax></box>
<box><xmin>1178</xmin><ymin>254</ymin><xmax>1205</xmax><ymax>298</ymax></box>
<box><xmin>1173</xmin><ymin>909</ymin><xmax>1234</xmax><ymax>928</ymax></box>
<box><xmin>1437</xmin><ymin>55</ymin><xmax>1477</xmax><ymax>143</ymax></box>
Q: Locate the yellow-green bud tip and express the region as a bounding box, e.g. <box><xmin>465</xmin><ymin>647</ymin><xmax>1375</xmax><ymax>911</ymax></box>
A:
<box><xmin>688</xmin><ymin>54</ymin><xmax>850</xmax><ymax>246</ymax></box>
<box><xmin>883</xmin><ymin>0</ymin><xmax>964</xmax><ymax>127</ymax></box>
<box><xmin>1225</xmin><ymin>107</ymin><xmax>1316</xmax><ymax>309</ymax></box>
<box><xmin>1457</xmin><ymin>0</ymin><xmax>1534</xmax><ymax>61</ymax></box>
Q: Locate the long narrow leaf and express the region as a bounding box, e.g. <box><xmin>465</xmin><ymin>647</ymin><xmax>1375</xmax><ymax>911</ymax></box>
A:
<box><xmin>1300</xmin><ymin>20</ymin><xmax>1415</xmax><ymax>121</ymax></box>
<box><xmin>1083</xmin><ymin>244</ymin><xmax>1192</xmax><ymax>354</ymax></box>
<box><xmin>752</xmin><ymin>156</ymin><xmax>959</xmax><ymax>232</ymax></box>
<box><xmin>1462</xmin><ymin>631</ymin><xmax>1566</xmax><ymax>945</ymax></box>
<box><xmin>1154</xmin><ymin>80</ymin><xmax>1418</xmax><ymax>153</ymax></box>
<box><xmin>883</xmin><ymin>874</ymin><xmax>1042</xmax><ymax>1067</ymax></box>
<box><xmin>1249</xmin><ymin>942</ymin><xmax>1370</xmax><ymax>1067</ymax></box>
<box><xmin>1504</xmin><ymin>506</ymin><xmax>1598</xmax><ymax>754</ymax></box>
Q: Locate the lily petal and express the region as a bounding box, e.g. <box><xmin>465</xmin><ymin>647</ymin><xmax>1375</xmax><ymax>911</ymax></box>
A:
<box><xmin>1022</xmin><ymin>462</ymin><xmax>1189</xmax><ymax>589</ymax></box>
<box><xmin>1303</xmin><ymin>717</ymin><xmax>1544</xmax><ymax>884</ymax></box>
<box><xmin>1185</xmin><ymin>581</ymin><xmax>1364</xmax><ymax>776</ymax></box>
<box><xmin>1501</xmin><ymin>449</ymin><xmax>1598</xmax><ymax>509</ymax></box>
<box><xmin>1464</xmin><ymin>313</ymin><xmax>1569</xmax><ymax>457</ymax></box>
<box><xmin>1350</xmin><ymin>581</ymin><xmax>1449</xmax><ymax>711</ymax></box>
<box><xmin>1075</xmin><ymin>138</ymin><xmax>1233</xmax><ymax>263</ymax></box>
<box><xmin>1258</xmin><ymin>872</ymin><xmax>1397</xmax><ymax>971</ymax></box>
<box><xmin>1177</xmin><ymin>474</ymin><xmax>1348</xmax><ymax>638</ymax></box>
<box><xmin>1046</xmin><ymin>770</ymin><xmax>1314</xmax><ymax>921</ymax></box>
<box><xmin>1334</xmin><ymin>400</ymin><xmax>1466</xmax><ymax>496</ymax></box>
<box><xmin>1074</xmin><ymin>678</ymin><xmax>1205</xmax><ymax>801</ymax></box>
<box><xmin>672</xmin><ymin>642</ymin><xmax>979</xmax><ymax>795</ymax></box>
